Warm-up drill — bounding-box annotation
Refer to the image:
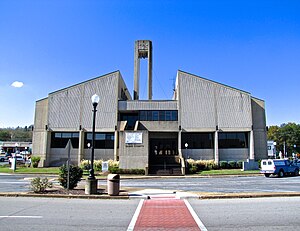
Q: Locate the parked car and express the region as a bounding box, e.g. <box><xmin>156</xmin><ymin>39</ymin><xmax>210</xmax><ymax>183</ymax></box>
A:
<box><xmin>260</xmin><ymin>159</ymin><xmax>299</xmax><ymax>177</ymax></box>
<box><xmin>0</xmin><ymin>155</ymin><xmax>6</xmax><ymax>162</ymax></box>
<box><xmin>8</xmin><ymin>155</ymin><xmax>25</xmax><ymax>164</ymax></box>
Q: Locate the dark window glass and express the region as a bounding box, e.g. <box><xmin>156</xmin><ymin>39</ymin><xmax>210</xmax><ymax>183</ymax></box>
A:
<box><xmin>147</xmin><ymin>111</ymin><xmax>152</xmax><ymax>121</ymax></box>
<box><xmin>218</xmin><ymin>132</ymin><xmax>248</xmax><ymax>149</ymax></box>
<box><xmin>159</xmin><ymin>111</ymin><xmax>165</xmax><ymax>121</ymax></box>
<box><xmin>171</xmin><ymin>111</ymin><xmax>178</xmax><ymax>121</ymax></box>
<box><xmin>84</xmin><ymin>132</ymin><xmax>114</xmax><ymax>149</ymax></box>
<box><xmin>165</xmin><ymin>111</ymin><xmax>171</xmax><ymax>121</ymax></box>
<box><xmin>153</xmin><ymin>111</ymin><xmax>159</xmax><ymax>121</ymax></box>
<box><xmin>51</xmin><ymin>132</ymin><xmax>79</xmax><ymax>149</ymax></box>
<box><xmin>140</xmin><ymin>111</ymin><xmax>147</xmax><ymax>120</ymax></box>
<box><xmin>122</xmin><ymin>110</ymin><xmax>178</xmax><ymax>122</ymax></box>
<box><xmin>120</xmin><ymin>113</ymin><xmax>138</xmax><ymax>130</ymax></box>
<box><xmin>181</xmin><ymin>133</ymin><xmax>214</xmax><ymax>149</ymax></box>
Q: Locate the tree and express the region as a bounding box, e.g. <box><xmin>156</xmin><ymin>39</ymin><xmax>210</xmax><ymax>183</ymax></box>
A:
<box><xmin>268</xmin><ymin>123</ymin><xmax>300</xmax><ymax>156</ymax></box>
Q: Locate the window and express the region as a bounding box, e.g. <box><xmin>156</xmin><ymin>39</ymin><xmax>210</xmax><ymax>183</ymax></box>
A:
<box><xmin>181</xmin><ymin>133</ymin><xmax>214</xmax><ymax>149</ymax></box>
<box><xmin>85</xmin><ymin>132</ymin><xmax>114</xmax><ymax>149</ymax></box>
<box><xmin>51</xmin><ymin>132</ymin><xmax>79</xmax><ymax>148</ymax></box>
<box><xmin>218</xmin><ymin>132</ymin><xmax>248</xmax><ymax>149</ymax></box>
<box><xmin>138</xmin><ymin>110</ymin><xmax>178</xmax><ymax>121</ymax></box>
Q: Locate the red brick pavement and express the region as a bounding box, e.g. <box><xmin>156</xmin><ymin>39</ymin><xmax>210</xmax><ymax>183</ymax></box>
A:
<box><xmin>133</xmin><ymin>196</ymin><xmax>201</xmax><ymax>231</ymax></box>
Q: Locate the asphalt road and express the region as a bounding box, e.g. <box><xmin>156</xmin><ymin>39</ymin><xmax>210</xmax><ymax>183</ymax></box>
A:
<box><xmin>0</xmin><ymin>197</ymin><xmax>138</xmax><ymax>231</ymax></box>
<box><xmin>1</xmin><ymin>174</ymin><xmax>300</xmax><ymax>193</ymax></box>
<box><xmin>0</xmin><ymin>197</ymin><xmax>299</xmax><ymax>230</ymax></box>
<box><xmin>120</xmin><ymin>175</ymin><xmax>300</xmax><ymax>193</ymax></box>
<box><xmin>189</xmin><ymin>197</ymin><xmax>300</xmax><ymax>230</ymax></box>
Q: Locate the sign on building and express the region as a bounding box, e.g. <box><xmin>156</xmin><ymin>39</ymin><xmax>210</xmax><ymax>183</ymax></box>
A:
<box><xmin>125</xmin><ymin>132</ymin><xmax>143</xmax><ymax>144</ymax></box>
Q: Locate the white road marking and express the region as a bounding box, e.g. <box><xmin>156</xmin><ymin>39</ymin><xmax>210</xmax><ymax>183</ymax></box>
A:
<box><xmin>127</xmin><ymin>199</ymin><xmax>144</xmax><ymax>231</ymax></box>
<box><xmin>184</xmin><ymin>199</ymin><xmax>208</xmax><ymax>231</ymax></box>
<box><xmin>0</xmin><ymin>216</ymin><xmax>42</xmax><ymax>219</ymax></box>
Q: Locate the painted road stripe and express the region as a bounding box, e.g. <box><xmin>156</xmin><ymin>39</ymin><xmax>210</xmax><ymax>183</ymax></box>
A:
<box><xmin>184</xmin><ymin>199</ymin><xmax>208</xmax><ymax>231</ymax></box>
<box><xmin>127</xmin><ymin>199</ymin><xmax>144</xmax><ymax>231</ymax></box>
<box><xmin>0</xmin><ymin>216</ymin><xmax>43</xmax><ymax>219</ymax></box>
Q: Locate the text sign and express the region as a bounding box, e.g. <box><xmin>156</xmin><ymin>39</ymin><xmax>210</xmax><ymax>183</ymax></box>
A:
<box><xmin>125</xmin><ymin>132</ymin><xmax>143</xmax><ymax>144</ymax></box>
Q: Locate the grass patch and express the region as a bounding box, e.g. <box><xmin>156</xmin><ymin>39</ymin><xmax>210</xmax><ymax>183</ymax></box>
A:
<box><xmin>0</xmin><ymin>166</ymin><xmax>60</xmax><ymax>174</ymax></box>
<box><xmin>199</xmin><ymin>169</ymin><xmax>260</xmax><ymax>175</ymax></box>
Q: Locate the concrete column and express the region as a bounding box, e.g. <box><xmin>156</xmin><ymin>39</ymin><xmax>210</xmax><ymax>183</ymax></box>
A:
<box><xmin>114</xmin><ymin>130</ymin><xmax>118</xmax><ymax>161</ymax></box>
<box><xmin>133</xmin><ymin>42</ymin><xmax>140</xmax><ymax>100</ymax></box>
<box><xmin>148</xmin><ymin>41</ymin><xmax>152</xmax><ymax>100</ymax></box>
<box><xmin>178</xmin><ymin>130</ymin><xmax>182</xmax><ymax>157</ymax></box>
<box><xmin>41</xmin><ymin>131</ymin><xmax>50</xmax><ymax>167</ymax></box>
<box><xmin>77</xmin><ymin>130</ymin><xmax>85</xmax><ymax>166</ymax></box>
<box><xmin>249</xmin><ymin>130</ymin><xmax>255</xmax><ymax>159</ymax></box>
<box><xmin>214</xmin><ymin>130</ymin><xmax>219</xmax><ymax>164</ymax></box>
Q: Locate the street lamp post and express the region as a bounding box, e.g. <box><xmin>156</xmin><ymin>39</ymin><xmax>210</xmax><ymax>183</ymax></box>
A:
<box><xmin>85</xmin><ymin>94</ymin><xmax>100</xmax><ymax>194</ymax></box>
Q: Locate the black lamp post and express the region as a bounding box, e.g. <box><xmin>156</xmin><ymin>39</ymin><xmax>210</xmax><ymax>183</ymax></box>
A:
<box><xmin>89</xmin><ymin>94</ymin><xmax>100</xmax><ymax>180</ymax></box>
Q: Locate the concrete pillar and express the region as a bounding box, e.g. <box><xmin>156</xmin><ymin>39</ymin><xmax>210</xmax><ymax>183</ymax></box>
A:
<box><xmin>214</xmin><ymin>130</ymin><xmax>219</xmax><ymax>164</ymax></box>
<box><xmin>114</xmin><ymin>130</ymin><xmax>118</xmax><ymax>161</ymax></box>
<box><xmin>77</xmin><ymin>130</ymin><xmax>85</xmax><ymax>166</ymax></box>
<box><xmin>147</xmin><ymin>41</ymin><xmax>153</xmax><ymax>100</ymax></box>
<box><xmin>249</xmin><ymin>130</ymin><xmax>255</xmax><ymax>160</ymax></box>
<box><xmin>42</xmin><ymin>131</ymin><xmax>52</xmax><ymax>167</ymax></box>
<box><xmin>178</xmin><ymin>130</ymin><xmax>182</xmax><ymax>158</ymax></box>
<box><xmin>133</xmin><ymin>40</ymin><xmax>152</xmax><ymax>100</ymax></box>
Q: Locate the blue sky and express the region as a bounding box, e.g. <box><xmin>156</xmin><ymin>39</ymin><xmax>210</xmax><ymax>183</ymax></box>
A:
<box><xmin>0</xmin><ymin>0</ymin><xmax>299</xmax><ymax>128</ymax></box>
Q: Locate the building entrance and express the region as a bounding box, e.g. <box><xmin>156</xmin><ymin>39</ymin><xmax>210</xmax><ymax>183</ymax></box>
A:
<box><xmin>148</xmin><ymin>133</ymin><xmax>181</xmax><ymax>175</ymax></box>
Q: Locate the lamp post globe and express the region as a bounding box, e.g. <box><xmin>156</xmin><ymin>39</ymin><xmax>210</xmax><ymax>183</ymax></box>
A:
<box><xmin>91</xmin><ymin>94</ymin><xmax>100</xmax><ymax>106</ymax></box>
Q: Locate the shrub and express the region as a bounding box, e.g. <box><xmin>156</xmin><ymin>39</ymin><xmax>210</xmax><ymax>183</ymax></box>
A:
<box><xmin>94</xmin><ymin>160</ymin><xmax>103</xmax><ymax>171</ymax></box>
<box><xmin>58</xmin><ymin>164</ymin><xmax>83</xmax><ymax>189</ymax></box>
<box><xmin>30</xmin><ymin>177</ymin><xmax>52</xmax><ymax>193</ymax></box>
<box><xmin>80</xmin><ymin>159</ymin><xmax>90</xmax><ymax>170</ymax></box>
<box><xmin>219</xmin><ymin>161</ymin><xmax>228</xmax><ymax>169</ymax></box>
<box><xmin>195</xmin><ymin>160</ymin><xmax>206</xmax><ymax>170</ymax></box>
<box><xmin>79</xmin><ymin>159</ymin><xmax>119</xmax><ymax>172</ymax></box>
<box><xmin>110</xmin><ymin>168</ymin><xmax>145</xmax><ymax>174</ymax></box>
<box><xmin>31</xmin><ymin>156</ymin><xmax>41</xmax><ymax>168</ymax></box>
<box><xmin>228</xmin><ymin>161</ymin><xmax>237</xmax><ymax>169</ymax></box>
<box><xmin>237</xmin><ymin>160</ymin><xmax>243</xmax><ymax>169</ymax></box>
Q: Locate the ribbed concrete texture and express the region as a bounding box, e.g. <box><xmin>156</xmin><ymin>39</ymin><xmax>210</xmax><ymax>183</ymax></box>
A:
<box><xmin>133</xmin><ymin>196</ymin><xmax>201</xmax><ymax>231</ymax></box>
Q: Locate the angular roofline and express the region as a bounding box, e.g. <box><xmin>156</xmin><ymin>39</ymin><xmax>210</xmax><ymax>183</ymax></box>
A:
<box><xmin>36</xmin><ymin>97</ymin><xmax>48</xmax><ymax>103</ymax></box>
<box><xmin>49</xmin><ymin>70</ymin><xmax>121</xmax><ymax>95</ymax></box>
<box><xmin>177</xmin><ymin>70</ymin><xmax>251</xmax><ymax>95</ymax></box>
<box><xmin>251</xmin><ymin>96</ymin><xmax>265</xmax><ymax>102</ymax></box>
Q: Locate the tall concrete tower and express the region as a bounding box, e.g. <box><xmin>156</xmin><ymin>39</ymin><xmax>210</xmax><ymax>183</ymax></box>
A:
<box><xmin>133</xmin><ymin>40</ymin><xmax>153</xmax><ymax>100</ymax></box>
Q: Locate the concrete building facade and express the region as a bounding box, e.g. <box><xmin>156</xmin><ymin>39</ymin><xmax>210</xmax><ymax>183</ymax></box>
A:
<box><xmin>33</xmin><ymin>40</ymin><xmax>267</xmax><ymax>175</ymax></box>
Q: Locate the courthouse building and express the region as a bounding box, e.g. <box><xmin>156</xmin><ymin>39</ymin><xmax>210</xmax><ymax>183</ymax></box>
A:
<box><xmin>32</xmin><ymin>40</ymin><xmax>267</xmax><ymax>175</ymax></box>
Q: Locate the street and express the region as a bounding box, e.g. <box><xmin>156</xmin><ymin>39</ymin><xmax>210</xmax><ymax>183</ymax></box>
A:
<box><xmin>0</xmin><ymin>197</ymin><xmax>299</xmax><ymax>230</ymax></box>
<box><xmin>1</xmin><ymin>174</ymin><xmax>300</xmax><ymax>193</ymax></box>
<box><xmin>189</xmin><ymin>197</ymin><xmax>300</xmax><ymax>230</ymax></box>
<box><xmin>121</xmin><ymin>175</ymin><xmax>300</xmax><ymax>193</ymax></box>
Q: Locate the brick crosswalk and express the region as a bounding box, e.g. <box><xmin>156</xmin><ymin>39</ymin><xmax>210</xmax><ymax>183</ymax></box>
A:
<box><xmin>128</xmin><ymin>195</ymin><xmax>206</xmax><ymax>231</ymax></box>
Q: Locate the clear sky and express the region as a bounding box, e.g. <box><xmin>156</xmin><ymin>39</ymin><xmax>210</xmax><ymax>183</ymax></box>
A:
<box><xmin>0</xmin><ymin>0</ymin><xmax>299</xmax><ymax>128</ymax></box>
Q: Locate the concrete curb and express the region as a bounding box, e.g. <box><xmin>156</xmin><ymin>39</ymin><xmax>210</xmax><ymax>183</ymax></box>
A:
<box><xmin>1</xmin><ymin>191</ymin><xmax>300</xmax><ymax>200</ymax></box>
<box><xmin>197</xmin><ymin>192</ymin><xmax>300</xmax><ymax>199</ymax></box>
<box><xmin>0</xmin><ymin>192</ymin><xmax>129</xmax><ymax>200</ymax></box>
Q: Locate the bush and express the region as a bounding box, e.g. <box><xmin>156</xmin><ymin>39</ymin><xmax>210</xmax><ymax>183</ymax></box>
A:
<box><xmin>31</xmin><ymin>156</ymin><xmax>41</xmax><ymax>168</ymax></box>
<box><xmin>79</xmin><ymin>159</ymin><xmax>119</xmax><ymax>172</ymax></box>
<box><xmin>237</xmin><ymin>160</ymin><xmax>243</xmax><ymax>169</ymax></box>
<box><xmin>94</xmin><ymin>160</ymin><xmax>103</xmax><ymax>171</ymax></box>
<box><xmin>80</xmin><ymin>159</ymin><xmax>90</xmax><ymax>170</ymax></box>
<box><xmin>219</xmin><ymin>161</ymin><xmax>228</xmax><ymax>169</ymax></box>
<box><xmin>58</xmin><ymin>164</ymin><xmax>83</xmax><ymax>189</ymax></box>
<box><xmin>110</xmin><ymin>168</ymin><xmax>145</xmax><ymax>175</ymax></box>
<box><xmin>30</xmin><ymin>177</ymin><xmax>52</xmax><ymax>193</ymax></box>
<box><xmin>228</xmin><ymin>161</ymin><xmax>237</xmax><ymax>169</ymax></box>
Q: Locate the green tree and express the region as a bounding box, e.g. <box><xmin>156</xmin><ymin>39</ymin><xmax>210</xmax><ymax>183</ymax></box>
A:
<box><xmin>268</xmin><ymin>123</ymin><xmax>300</xmax><ymax>156</ymax></box>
